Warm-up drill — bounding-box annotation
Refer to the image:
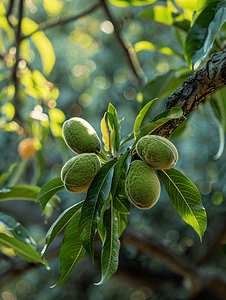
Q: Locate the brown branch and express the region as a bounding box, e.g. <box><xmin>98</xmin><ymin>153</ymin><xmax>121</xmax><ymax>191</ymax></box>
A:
<box><xmin>6</xmin><ymin>0</ymin><xmax>15</xmax><ymax>28</ymax></box>
<box><xmin>99</xmin><ymin>0</ymin><xmax>145</xmax><ymax>88</ymax></box>
<box><xmin>153</xmin><ymin>49</ymin><xmax>226</xmax><ymax>138</ymax></box>
<box><xmin>21</xmin><ymin>3</ymin><xmax>101</xmax><ymax>41</ymax></box>
<box><xmin>11</xmin><ymin>0</ymin><xmax>25</xmax><ymax>128</ymax></box>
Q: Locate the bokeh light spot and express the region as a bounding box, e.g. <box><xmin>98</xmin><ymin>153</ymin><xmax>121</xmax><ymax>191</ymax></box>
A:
<box><xmin>124</xmin><ymin>87</ymin><xmax>137</xmax><ymax>100</ymax></box>
<box><xmin>100</xmin><ymin>21</ymin><xmax>114</xmax><ymax>34</ymax></box>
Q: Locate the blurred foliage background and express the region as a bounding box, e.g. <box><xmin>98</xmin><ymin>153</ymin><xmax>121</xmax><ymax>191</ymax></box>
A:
<box><xmin>1</xmin><ymin>0</ymin><xmax>226</xmax><ymax>299</ymax></box>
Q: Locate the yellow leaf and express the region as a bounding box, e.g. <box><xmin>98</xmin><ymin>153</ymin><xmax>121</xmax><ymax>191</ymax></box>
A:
<box><xmin>101</xmin><ymin>112</ymin><xmax>110</xmax><ymax>152</ymax></box>
<box><xmin>32</xmin><ymin>32</ymin><xmax>55</xmax><ymax>75</ymax></box>
<box><xmin>1</xmin><ymin>103</ymin><xmax>15</xmax><ymax>121</ymax></box>
<box><xmin>134</xmin><ymin>41</ymin><xmax>155</xmax><ymax>52</ymax></box>
<box><xmin>20</xmin><ymin>39</ymin><xmax>31</xmax><ymax>62</ymax></box>
<box><xmin>43</xmin><ymin>0</ymin><xmax>63</xmax><ymax>15</ymax></box>
<box><xmin>21</xmin><ymin>17</ymin><xmax>39</xmax><ymax>35</ymax></box>
<box><xmin>0</xmin><ymin>16</ymin><xmax>14</xmax><ymax>39</ymax></box>
<box><xmin>0</xmin><ymin>3</ymin><xmax>6</xmax><ymax>15</ymax></box>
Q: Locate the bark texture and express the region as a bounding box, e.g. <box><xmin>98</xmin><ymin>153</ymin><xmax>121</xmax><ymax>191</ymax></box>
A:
<box><xmin>153</xmin><ymin>49</ymin><xmax>226</xmax><ymax>138</ymax></box>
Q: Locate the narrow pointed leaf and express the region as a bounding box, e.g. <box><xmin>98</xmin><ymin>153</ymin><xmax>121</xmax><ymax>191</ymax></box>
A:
<box><xmin>116</xmin><ymin>211</ymin><xmax>127</xmax><ymax>237</ymax></box>
<box><xmin>213</xmin><ymin>118</ymin><xmax>225</xmax><ymax>160</ymax></box>
<box><xmin>0</xmin><ymin>212</ymin><xmax>36</xmax><ymax>247</ymax></box>
<box><xmin>185</xmin><ymin>1</ymin><xmax>223</xmax><ymax>69</ymax></box>
<box><xmin>134</xmin><ymin>107</ymin><xmax>183</xmax><ymax>145</ymax></box>
<box><xmin>36</xmin><ymin>177</ymin><xmax>64</xmax><ymax>211</ymax></box>
<box><xmin>120</xmin><ymin>132</ymin><xmax>134</xmax><ymax>148</ymax></box>
<box><xmin>107</xmin><ymin>104</ymin><xmax>121</xmax><ymax>153</ymax></box>
<box><xmin>101</xmin><ymin>112</ymin><xmax>110</xmax><ymax>152</ymax></box>
<box><xmin>41</xmin><ymin>201</ymin><xmax>84</xmax><ymax>259</ymax></box>
<box><xmin>0</xmin><ymin>163</ymin><xmax>17</xmax><ymax>188</ymax></box>
<box><xmin>95</xmin><ymin>208</ymin><xmax>120</xmax><ymax>285</ymax></box>
<box><xmin>51</xmin><ymin>212</ymin><xmax>86</xmax><ymax>287</ymax></box>
<box><xmin>98</xmin><ymin>196</ymin><xmax>111</xmax><ymax>244</ymax></box>
<box><xmin>78</xmin><ymin>160</ymin><xmax>117</xmax><ymax>262</ymax></box>
<box><xmin>157</xmin><ymin>169</ymin><xmax>207</xmax><ymax>241</ymax></box>
<box><xmin>31</xmin><ymin>31</ymin><xmax>55</xmax><ymax>75</ymax></box>
<box><xmin>0</xmin><ymin>233</ymin><xmax>43</xmax><ymax>263</ymax></box>
<box><xmin>134</xmin><ymin>99</ymin><xmax>157</xmax><ymax>138</ymax></box>
<box><xmin>0</xmin><ymin>186</ymin><xmax>40</xmax><ymax>202</ymax></box>
<box><xmin>113</xmin><ymin>195</ymin><xmax>131</xmax><ymax>214</ymax></box>
<box><xmin>111</xmin><ymin>150</ymin><xmax>131</xmax><ymax>198</ymax></box>
<box><xmin>109</xmin><ymin>126</ymin><xmax>116</xmax><ymax>157</ymax></box>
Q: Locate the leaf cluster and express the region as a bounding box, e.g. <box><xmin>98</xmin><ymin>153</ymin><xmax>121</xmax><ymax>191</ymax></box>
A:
<box><xmin>34</xmin><ymin>102</ymin><xmax>207</xmax><ymax>286</ymax></box>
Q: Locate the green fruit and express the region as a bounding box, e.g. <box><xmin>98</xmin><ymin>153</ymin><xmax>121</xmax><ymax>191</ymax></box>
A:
<box><xmin>136</xmin><ymin>135</ymin><xmax>178</xmax><ymax>170</ymax></box>
<box><xmin>125</xmin><ymin>160</ymin><xmax>161</xmax><ymax>209</ymax></box>
<box><xmin>61</xmin><ymin>153</ymin><xmax>101</xmax><ymax>193</ymax></box>
<box><xmin>62</xmin><ymin>117</ymin><xmax>101</xmax><ymax>154</ymax></box>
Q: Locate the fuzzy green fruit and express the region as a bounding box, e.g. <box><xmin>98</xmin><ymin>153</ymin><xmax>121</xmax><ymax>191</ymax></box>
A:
<box><xmin>125</xmin><ymin>160</ymin><xmax>161</xmax><ymax>209</ymax></box>
<box><xmin>136</xmin><ymin>135</ymin><xmax>178</xmax><ymax>170</ymax></box>
<box><xmin>62</xmin><ymin>117</ymin><xmax>101</xmax><ymax>154</ymax></box>
<box><xmin>61</xmin><ymin>153</ymin><xmax>101</xmax><ymax>193</ymax></box>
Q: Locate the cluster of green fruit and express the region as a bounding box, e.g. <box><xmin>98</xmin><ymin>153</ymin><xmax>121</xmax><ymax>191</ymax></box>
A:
<box><xmin>61</xmin><ymin>117</ymin><xmax>102</xmax><ymax>193</ymax></box>
<box><xmin>61</xmin><ymin>117</ymin><xmax>178</xmax><ymax>210</ymax></box>
<box><xmin>126</xmin><ymin>135</ymin><xmax>178</xmax><ymax>209</ymax></box>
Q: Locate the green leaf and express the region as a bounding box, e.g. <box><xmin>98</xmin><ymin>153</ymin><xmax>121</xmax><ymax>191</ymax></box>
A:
<box><xmin>51</xmin><ymin>212</ymin><xmax>86</xmax><ymax>288</ymax></box>
<box><xmin>113</xmin><ymin>194</ymin><xmax>131</xmax><ymax>214</ymax></box>
<box><xmin>138</xmin><ymin>1</ymin><xmax>174</xmax><ymax>25</ymax></box>
<box><xmin>185</xmin><ymin>1</ymin><xmax>223</xmax><ymax>69</ymax></box>
<box><xmin>134</xmin><ymin>107</ymin><xmax>183</xmax><ymax>145</ymax></box>
<box><xmin>157</xmin><ymin>169</ymin><xmax>207</xmax><ymax>241</ymax></box>
<box><xmin>111</xmin><ymin>150</ymin><xmax>131</xmax><ymax>198</ymax></box>
<box><xmin>36</xmin><ymin>177</ymin><xmax>64</xmax><ymax>211</ymax></box>
<box><xmin>101</xmin><ymin>112</ymin><xmax>110</xmax><ymax>152</ymax></box>
<box><xmin>119</xmin><ymin>132</ymin><xmax>134</xmax><ymax>148</ymax></box>
<box><xmin>0</xmin><ymin>233</ymin><xmax>43</xmax><ymax>263</ymax></box>
<box><xmin>0</xmin><ymin>90</ymin><xmax>7</xmax><ymax>104</ymax></box>
<box><xmin>107</xmin><ymin>104</ymin><xmax>121</xmax><ymax>153</ymax></box>
<box><xmin>134</xmin><ymin>41</ymin><xmax>177</xmax><ymax>56</ymax></box>
<box><xmin>0</xmin><ymin>163</ymin><xmax>17</xmax><ymax>188</ymax></box>
<box><xmin>109</xmin><ymin>126</ymin><xmax>116</xmax><ymax>157</ymax></box>
<box><xmin>97</xmin><ymin>198</ymin><xmax>111</xmax><ymax>244</ymax></box>
<box><xmin>0</xmin><ymin>185</ymin><xmax>40</xmax><ymax>202</ymax></box>
<box><xmin>213</xmin><ymin>116</ymin><xmax>225</xmax><ymax>160</ymax></box>
<box><xmin>95</xmin><ymin>207</ymin><xmax>120</xmax><ymax>285</ymax></box>
<box><xmin>141</xmin><ymin>70</ymin><xmax>178</xmax><ymax>102</ymax></box>
<box><xmin>0</xmin><ymin>212</ymin><xmax>36</xmax><ymax>247</ymax></box>
<box><xmin>158</xmin><ymin>70</ymin><xmax>191</xmax><ymax>100</ymax></box>
<box><xmin>31</xmin><ymin>31</ymin><xmax>55</xmax><ymax>75</ymax></box>
<box><xmin>116</xmin><ymin>211</ymin><xmax>127</xmax><ymax>237</ymax></box>
<box><xmin>41</xmin><ymin>201</ymin><xmax>84</xmax><ymax>260</ymax></box>
<box><xmin>78</xmin><ymin>159</ymin><xmax>117</xmax><ymax>262</ymax></box>
<box><xmin>134</xmin><ymin>99</ymin><xmax>157</xmax><ymax>139</ymax></box>
<box><xmin>210</xmin><ymin>87</ymin><xmax>226</xmax><ymax>131</ymax></box>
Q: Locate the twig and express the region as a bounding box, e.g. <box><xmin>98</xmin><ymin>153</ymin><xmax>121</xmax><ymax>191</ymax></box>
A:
<box><xmin>21</xmin><ymin>3</ymin><xmax>101</xmax><ymax>41</ymax></box>
<box><xmin>99</xmin><ymin>0</ymin><xmax>145</xmax><ymax>88</ymax></box>
<box><xmin>6</xmin><ymin>0</ymin><xmax>15</xmax><ymax>28</ymax></box>
<box><xmin>10</xmin><ymin>0</ymin><xmax>25</xmax><ymax>128</ymax></box>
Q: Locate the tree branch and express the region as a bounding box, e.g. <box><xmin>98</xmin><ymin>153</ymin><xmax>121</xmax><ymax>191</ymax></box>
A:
<box><xmin>153</xmin><ymin>49</ymin><xmax>226</xmax><ymax>138</ymax></box>
<box><xmin>99</xmin><ymin>0</ymin><xmax>145</xmax><ymax>88</ymax></box>
<box><xmin>6</xmin><ymin>0</ymin><xmax>15</xmax><ymax>28</ymax></box>
<box><xmin>11</xmin><ymin>0</ymin><xmax>25</xmax><ymax>128</ymax></box>
<box><xmin>21</xmin><ymin>3</ymin><xmax>101</xmax><ymax>40</ymax></box>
